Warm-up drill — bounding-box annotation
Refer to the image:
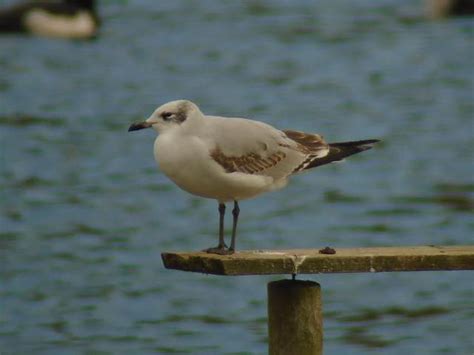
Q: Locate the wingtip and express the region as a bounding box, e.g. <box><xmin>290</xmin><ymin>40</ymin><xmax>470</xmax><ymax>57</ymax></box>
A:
<box><xmin>362</xmin><ymin>139</ymin><xmax>381</xmax><ymax>148</ymax></box>
<box><xmin>348</xmin><ymin>139</ymin><xmax>380</xmax><ymax>152</ymax></box>
<box><xmin>364</xmin><ymin>139</ymin><xmax>381</xmax><ymax>145</ymax></box>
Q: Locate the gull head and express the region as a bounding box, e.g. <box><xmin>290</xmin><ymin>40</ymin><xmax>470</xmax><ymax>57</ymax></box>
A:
<box><xmin>128</xmin><ymin>100</ymin><xmax>201</xmax><ymax>134</ymax></box>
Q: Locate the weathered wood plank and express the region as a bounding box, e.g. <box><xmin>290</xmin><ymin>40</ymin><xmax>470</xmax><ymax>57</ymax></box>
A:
<box><xmin>161</xmin><ymin>245</ymin><xmax>474</xmax><ymax>276</ymax></box>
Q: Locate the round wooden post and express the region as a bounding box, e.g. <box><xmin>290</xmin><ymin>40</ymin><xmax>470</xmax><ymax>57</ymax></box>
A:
<box><xmin>268</xmin><ymin>279</ymin><xmax>322</xmax><ymax>355</ymax></box>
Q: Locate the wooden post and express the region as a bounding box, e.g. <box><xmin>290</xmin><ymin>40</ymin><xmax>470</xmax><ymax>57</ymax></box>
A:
<box><xmin>268</xmin><ymin>279</ymin><xmax>322</xmax><ymax>355</ymax></box>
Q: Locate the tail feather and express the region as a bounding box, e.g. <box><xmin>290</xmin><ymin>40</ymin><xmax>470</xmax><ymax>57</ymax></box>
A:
<box><xmin>305</xmin><ymin>139</ymin><xmax>380</xmax><ymax>170</ymax></box>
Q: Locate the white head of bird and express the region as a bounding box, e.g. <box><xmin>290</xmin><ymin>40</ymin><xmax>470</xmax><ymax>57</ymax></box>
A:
<box><xmin>128</xmin><ymin>100</ymin><xmax>202</xmax><ymax>134</ymax></box>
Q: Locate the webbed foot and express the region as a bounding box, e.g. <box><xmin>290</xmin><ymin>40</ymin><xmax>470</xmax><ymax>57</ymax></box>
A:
<box><xmin>203</xmin><ymin>246</ymin><xmax>234</xmax><ymax>255</ymax></box>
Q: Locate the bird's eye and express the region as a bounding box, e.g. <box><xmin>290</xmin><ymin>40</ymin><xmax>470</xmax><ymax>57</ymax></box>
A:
<box><xmin>162</xmin><ymin>112</ymin><xmax>173</xmax><ymax>120</ymax></box>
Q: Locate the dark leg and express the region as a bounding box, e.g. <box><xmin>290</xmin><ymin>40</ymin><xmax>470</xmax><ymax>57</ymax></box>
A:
<box><xmin>218</xmin><ymin>203</ymin><xmax>226</xmax><ymax>248</ymax></box>
<box><xmin>229</xmin><ymin>200</ymin><xmax>240</xmax><ymax>253</ymax></box>
<box><xmin>204</xmin><ymin>203</ymin><xmax>231</xmax><ymax>255</ymax></box>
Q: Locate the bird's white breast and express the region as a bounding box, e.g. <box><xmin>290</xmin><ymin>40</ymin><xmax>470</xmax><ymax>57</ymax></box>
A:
<box><xmin>153</xmin><ymin>132</ymin><xmax>275</xmax><ymax>202</ymax></box>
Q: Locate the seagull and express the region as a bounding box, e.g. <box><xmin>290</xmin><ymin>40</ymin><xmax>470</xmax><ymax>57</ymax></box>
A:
<box><xmin>129</xmin><ymin>100</ymin><xmax>379</xmax><ymax>255</ymax></box>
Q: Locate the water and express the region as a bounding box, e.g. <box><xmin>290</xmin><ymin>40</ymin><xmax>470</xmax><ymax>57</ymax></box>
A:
<box><xmin>1</xmin><ymin>1</ymin><xmax>473</xmax><ymax>354</ymax></box>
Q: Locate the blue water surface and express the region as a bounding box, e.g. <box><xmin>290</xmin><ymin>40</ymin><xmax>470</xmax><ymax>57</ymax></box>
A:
<box><xmin>1</xmin><ymin>1</ymin><xmax>473</xmax><ymax>354</ymax></box>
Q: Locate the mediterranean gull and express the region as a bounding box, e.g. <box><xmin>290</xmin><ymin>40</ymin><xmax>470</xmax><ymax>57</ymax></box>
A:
<box><xmin>128</xmin><ymin>100</ymin><xmax>379</xmax><ymax>255</ymax></box>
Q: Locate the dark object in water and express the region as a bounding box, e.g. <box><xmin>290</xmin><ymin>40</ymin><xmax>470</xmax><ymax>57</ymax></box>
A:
<box><xmin>426</xmin><ymin>0</ymin><xmax>474</xmax><ymax>18</ymax></box>
<box><xmin>0</xmin><ymin>0</ymin><xmax>99</xmax><ymax>39</ymax></box>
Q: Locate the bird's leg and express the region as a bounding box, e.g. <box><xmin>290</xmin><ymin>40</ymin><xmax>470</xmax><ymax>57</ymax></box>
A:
<box><xmin>229</xmin><ymin>201</ymin><xmax>240</xmax><ymax>253</ymax></box>
<box><xmin>218</xmin><ymin>202</ymin><xmax>226</xmax><ymax>248</ymax></box>
<box><xmin>204</xmin><ymin>203</ymin><xmax>230</xmax><ymax>254</ymax></box>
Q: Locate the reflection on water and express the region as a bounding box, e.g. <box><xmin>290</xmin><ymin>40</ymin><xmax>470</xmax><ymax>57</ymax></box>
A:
<box><xmin>1</xmin><ymin>1</ymin><xmax>473</xmax><ymax>354</ymax></box>
<box><xmin>0</xmin><ymin>114</ymin><xmax>65</xmax><ymax>127</ymax></box>
<box><xmin>393</xmin><ymin>193</ymin><xmax>474</xmax><ymax>212</ymax></box>
<box><xmin>336</xmin><ymin>305</ymin><xmax>453</xmax><ymax>348</ymax></box>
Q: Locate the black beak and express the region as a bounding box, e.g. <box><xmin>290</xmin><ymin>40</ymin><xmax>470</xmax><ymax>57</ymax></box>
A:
<box><xmin>128</xmin><ymin>121</ymin><xmax>152</xmax><ymax>132</ymax></box>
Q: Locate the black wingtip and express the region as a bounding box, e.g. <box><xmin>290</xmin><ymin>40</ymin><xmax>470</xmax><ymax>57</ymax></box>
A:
<box><xmin>330</xmin><ymin>139</ymin><xmax>381</xmax><ymax>149</ymax></box>
<box><xmin>358</xmin><ymin>139</ymin><xmax>381</xmax><ymax>150</ymax></box>
<box><xmin>365</xmin><ymin>139</ymin><xmax>381</xmax><ymax>144</ymax></box>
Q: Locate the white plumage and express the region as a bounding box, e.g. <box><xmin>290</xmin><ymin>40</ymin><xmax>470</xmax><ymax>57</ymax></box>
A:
<box><xmin>129</xmin><ymin>100</ymin><xmax>378</xmax><ymax>254</ymax></box>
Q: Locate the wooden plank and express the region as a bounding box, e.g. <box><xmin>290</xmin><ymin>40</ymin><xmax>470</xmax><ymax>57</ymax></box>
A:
<box><xmin>161</xmin><ymin>245</ymin><xmax>474</xmax><ymax>276</ymax></box>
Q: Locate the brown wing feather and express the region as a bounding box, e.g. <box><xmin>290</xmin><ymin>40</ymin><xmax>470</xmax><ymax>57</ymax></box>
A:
<box><xmin>283</xmin><ymin>130</ymin><xmax>328</xmax><ymax>153</ymax></box>
<box><xmin>210</xmin><ymin>146</ymin><xmax>286</xmax><ymax>174</ymax></box>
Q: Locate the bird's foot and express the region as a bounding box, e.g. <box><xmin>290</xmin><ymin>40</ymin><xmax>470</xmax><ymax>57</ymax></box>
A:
<box><xmin>203</xmin><ymin>246</ymin><xmax>234</xmax><ymax>255</ymax></box>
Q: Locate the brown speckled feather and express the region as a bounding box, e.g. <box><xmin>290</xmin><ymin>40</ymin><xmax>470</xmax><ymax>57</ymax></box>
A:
<box><xmin>283</xmin><ymin>130</ymin><xmax>328</xmax><ymax>154</ymax></box>
<box><xmin>210</xmin><ymin>146</ymin><xmax>286</xmax><ymax>174</ymax></box>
